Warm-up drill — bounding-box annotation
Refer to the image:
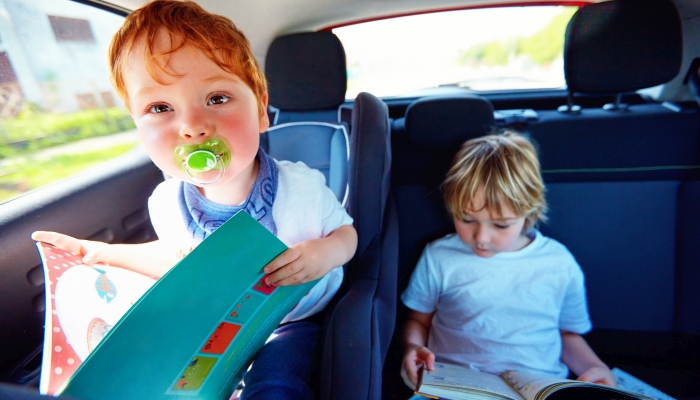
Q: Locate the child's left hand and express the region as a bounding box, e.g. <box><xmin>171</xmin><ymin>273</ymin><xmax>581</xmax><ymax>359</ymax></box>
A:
<box><xmin>263</xmin><ymin>225</ymin><xmax>357</xmax><ymax>286</ymax></box>
<box><xmin>577</xmin><ymin>366</ymin><xmax>617</xmax><ymax>387</ymax></box>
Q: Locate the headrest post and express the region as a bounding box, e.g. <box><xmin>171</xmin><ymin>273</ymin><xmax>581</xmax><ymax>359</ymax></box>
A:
<box><xmin>557</xmin><ymin>90</ymin><xmax>581</xmax><ymax>115</ymax></box>
<box><xmin>682</xmin><ymin>57</ymin><xmax>700</xmax><ymax>106</ymax></box>
<box><xmin>603</xmin><ymin>93</ymin><xmax>629</xmax><ymax>112</ymax></box>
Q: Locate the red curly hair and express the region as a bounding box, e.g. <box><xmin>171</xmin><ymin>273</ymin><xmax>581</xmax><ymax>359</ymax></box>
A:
<box><xmin>108</xmin><ymin>0</ymin><xmax>268</xmax><ymax>116</ymax></box>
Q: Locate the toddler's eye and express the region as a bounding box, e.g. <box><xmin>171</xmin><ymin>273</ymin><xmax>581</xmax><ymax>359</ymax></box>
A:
<box><xmin>494</xmin><ymin>224</ymin><xmax>510</xmax><ymax>229</ymax></box>
<box><xmin>461</xmin><ymin>218</ymin><xmax>475</xmax><ymax>224</ymax></box>
<box><xmin>148</xmin><ymin>104</ymin><xmax>172</xmax><ymax>113</ymax></box>
<box><xmin>208</xmin><ymin>94</ymin><xmax>230</xmax><ymax>105</ymax></box>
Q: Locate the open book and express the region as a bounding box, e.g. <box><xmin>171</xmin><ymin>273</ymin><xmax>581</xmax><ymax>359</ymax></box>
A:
<box><xmin>37</xmin><ymin>211</ymin><xmax>316</xmax><ymax>399</ymax></box>
<box><xmin>416</xmin><ymin>362</ymin><xmax>669</xmax><ymax>400</ymax></box>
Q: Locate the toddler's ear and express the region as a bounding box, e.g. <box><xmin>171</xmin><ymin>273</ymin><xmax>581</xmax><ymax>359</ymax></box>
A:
<box><xmin>259</xmin><ymin>93</ymin><xmax>270</xmax><ymax>133</ymax></box>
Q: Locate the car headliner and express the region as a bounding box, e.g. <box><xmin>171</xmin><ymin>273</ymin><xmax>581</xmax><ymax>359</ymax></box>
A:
<box><xmin>89</xmin><ymin>0</ymin><xmax>700</xmax><ymax>101</ymax></box>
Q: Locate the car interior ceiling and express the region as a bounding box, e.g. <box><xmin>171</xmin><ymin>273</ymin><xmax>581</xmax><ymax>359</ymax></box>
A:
<box><xmin>1</xmin><ymin>0</ymin><xmax>699</xmax><ymax>399</ymax></box>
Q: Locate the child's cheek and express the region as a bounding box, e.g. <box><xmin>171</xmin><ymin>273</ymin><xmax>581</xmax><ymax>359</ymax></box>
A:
<box><xmin>138</xmin><ymin>129</ymin><xmax>183</xmax><ymax>178</ymax></box>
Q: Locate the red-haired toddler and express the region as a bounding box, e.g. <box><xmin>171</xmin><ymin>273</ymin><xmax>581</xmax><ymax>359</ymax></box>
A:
<box><xmin>33</xmin><ymin>2</ymin><xmax>357</xmax><ymax>399</ymax></box>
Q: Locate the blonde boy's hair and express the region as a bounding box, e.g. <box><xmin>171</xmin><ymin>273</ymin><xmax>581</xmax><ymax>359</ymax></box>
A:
<box><xmin>108</xmin><ymin>0</ymin><xmax>268</xmax><ymax>116</ymax></box>
<box><xmin>443</xmin><ymin>131</ymin><xmax>547</xmax><ymax>231</ymax></box>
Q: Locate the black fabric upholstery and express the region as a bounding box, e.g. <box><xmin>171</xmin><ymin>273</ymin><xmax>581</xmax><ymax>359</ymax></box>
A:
<box><xmin>528</xmin><ymin>106</ymin><xmax>700</xmax><ymax>182</ymax></box>
<box><xmin>564</xmin><ymin>0</ymin><xmax>682</xmax><ymax>94</ymax></box>
<box><xmin>320</xmin><ymin>92</ymin><xmax>396</xmax><ymax>400</ymax></box>
<box><xmin>405</xmin><ymin>95</ymin><xmax>495</xmax><ymax>148</ymax></box>
<box><xmin>526</xmin><ymin>107</ymin><xmax>698</xmax><ymax>333</ymax></box>
<box><xmin>266</xmin><ymin>32</ymin><xmax>347</xmax><ymax>111</ymax></box>
<box><xmin>676</xmin><ymin>181</ymin><xmax>700</xmax><ymax>335</ymax></box>
<box><xmin>540</xmin><ymin>181</ymin><xmax>678</xmax><ymax>332</ymax></box>
<box><xmin>525</xmin><ymin>105</ymin><xmax>700</xmax><ymax>329</ymax></box>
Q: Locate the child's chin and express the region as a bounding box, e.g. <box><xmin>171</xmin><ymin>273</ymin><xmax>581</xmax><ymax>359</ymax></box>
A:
<box><xmin>187</xmin><ymin>169</ymin><xmax>227</xmax><ymax>186</ymax></box>
<box><xmin>472</xmin><ymin>248</ymin><xmax>496</xmax><ymax>258</ymax></box>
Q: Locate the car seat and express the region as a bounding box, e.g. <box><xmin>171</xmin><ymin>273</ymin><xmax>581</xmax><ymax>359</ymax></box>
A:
<box><xmin>263</xmin><ymin>31</ymin><xmax>397</xmax><ymax>400</ymax></box>
<box><xmin>261</xmin><ymin>31</ymin><xmax>351</xmax><ymax>204</ymax></box>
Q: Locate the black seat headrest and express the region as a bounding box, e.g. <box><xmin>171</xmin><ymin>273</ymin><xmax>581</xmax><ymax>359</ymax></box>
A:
<box><xmin>266</xmin><ymin>32</ymin><xmax>347</xmax><ymax>111</ymax></box>
<box><xmin>404</xmin><ymin>95</ymin><xmax>495</xmax><ymax>149</ymax></box>
<box><xmin>564</xmin><ymin>0</ymin><xmax>682</xmax><ymax>94</ymax></box>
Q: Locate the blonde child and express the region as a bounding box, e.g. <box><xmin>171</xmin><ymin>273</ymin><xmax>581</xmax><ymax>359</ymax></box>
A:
<box><xmin>401</xmin><ymin>132</ymin><xmax>615</xmax><ymax>394</ymax></box>
<box><xmin>32</xmin><ymin>1</ymin><xmax>357</xmax><ymax>399</ymax></box>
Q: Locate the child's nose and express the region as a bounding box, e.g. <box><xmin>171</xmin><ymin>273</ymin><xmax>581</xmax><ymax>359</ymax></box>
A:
<box><xmin>180</xmin><ymin>130</ymin><xmax>208</xmax><ymax>140</ymax></box>
<box><xmin>179</xmin><ymin>111</ymin><xmax>213</xmax><ymax>140</ymax></box>
<box><xmin>474</xmin><ymin>225</ymin><xmax>489</xmax><ymax>243</ymax></box>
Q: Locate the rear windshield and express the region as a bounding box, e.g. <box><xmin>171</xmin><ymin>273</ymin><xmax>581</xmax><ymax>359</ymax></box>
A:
<box><xmin>333</xmin><ymin>6</ymin><xmax>578</xmax><ymax>98</ymax></box>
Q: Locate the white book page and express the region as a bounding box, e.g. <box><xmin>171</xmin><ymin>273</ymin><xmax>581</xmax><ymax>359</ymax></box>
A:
<box><xmin>420</xmin><ymin>362</ymin><xmax>523</xmax><ymax>400</ymax></box>
<box><xmin>501</xmin><ymin>370</ymin><xmax>571</xmax><ymax>400</ymax></box>
<box><xmin>37</xmin><ymin>242</ymin><xmax>155</xmax><ymax>395</ymax></box>
<box><xmin>612</xmin><ymin>368</ymin><xmax>675</xmax><ymax>400</ymax></box>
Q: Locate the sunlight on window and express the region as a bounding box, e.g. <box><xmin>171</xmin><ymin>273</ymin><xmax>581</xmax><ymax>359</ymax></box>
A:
<box><xmin>0</xmin><ymin>0</ymin><xmax>138</xmax><ymax>204</ymax></box>
<box><xmin>334</xmin><ymin>6</ymin><xmax>577</xmax><ymax>98</ymax></box>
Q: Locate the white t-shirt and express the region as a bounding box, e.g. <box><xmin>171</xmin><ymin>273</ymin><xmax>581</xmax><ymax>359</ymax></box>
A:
<box><xmin>401</xmin><ymin>231</ymin><xmax>591</xmax><ymax>378</ymax></box>
<box><xmin>149</xmin><ymin>160</ymin><xmax>354</xmax><ymax>323</ymax></box>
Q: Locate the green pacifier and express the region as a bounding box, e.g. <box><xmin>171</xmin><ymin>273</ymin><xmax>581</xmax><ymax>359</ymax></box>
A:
<box><xmin>187</xmin><ymin>150</ymin><xmax>217</xmax><ymax>172</ymax></box>
<box><xmin>173</xmin><ymin>138</ymin><xmax>231</xmax><ymax>185</ymax></box>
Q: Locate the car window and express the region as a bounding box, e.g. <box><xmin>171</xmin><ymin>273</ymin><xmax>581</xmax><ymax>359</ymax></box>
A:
<box><xmin>333</xmin><ymin>5</ymin><xmax>578</xmax><ymax>98</ymax></box>
<box><xmin>0</xmin><ymin>0</ymin><xmax>135</xmax><ymax>204</ymax></box>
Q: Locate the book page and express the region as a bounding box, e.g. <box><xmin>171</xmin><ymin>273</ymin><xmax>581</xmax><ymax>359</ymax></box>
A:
<box><xmin>37</xmin><ymin>243</ymin><xmax>156</xmax><ymax>395</ymax></box>
<box><xmin>420</xmin><ymin>362</ymin><xmax>523</xmax><ymax>400</ymax></box>
<box><xmin>503</xmin><ymin>369</ymin><xmax>656</xmax><ymax>400</ymax></box>
<box><xmin>612</xmin><ymin>368</ymin><xmax>675</xmax><ymax>400</ymax></box>
<box><xmin>501</xmin><ymin>370</ymin><xmax>572</xmax><ymax>400</ymax></box>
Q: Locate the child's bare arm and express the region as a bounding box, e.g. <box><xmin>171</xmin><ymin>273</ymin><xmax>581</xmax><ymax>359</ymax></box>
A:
<box><xmin>560</xmin><ymin>330</ymin><xmax>616</xmax><ymax>387</ymax></box>
<box><xmin>31</xmin><ymin>231</ymin><xmax>177</xmax><ymax>280</ymax></box>
<box><xmin>402</xmin><ymin>309</ymin><xmax>436</xmax><ymax>387</ymax></box>
<box><xmin>263</xmin><ymin>224</ymin><xmax>357</xmax><ymax>286</ymax></box>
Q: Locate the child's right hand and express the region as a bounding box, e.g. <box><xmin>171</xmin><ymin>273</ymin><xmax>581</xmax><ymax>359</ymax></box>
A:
<box><xmin>31</xmin><ymin>231</ymin><xmax>109</xmax><ymax>265</ymax></box>
<box><xmin>402</xmin><ymin>343</ymin><xmax>436</xmax><ymax>387</ymax></box>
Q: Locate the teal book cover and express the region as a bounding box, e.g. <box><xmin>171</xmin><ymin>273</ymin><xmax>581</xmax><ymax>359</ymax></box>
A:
<box><xmin>37</xmin><ymin>211</ymin><xmax>316</xmax><ymax>399</ymax></box>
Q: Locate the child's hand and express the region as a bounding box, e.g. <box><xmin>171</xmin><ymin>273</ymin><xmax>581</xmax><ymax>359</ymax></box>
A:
<box><xmin>31</xmin><ymin>231</ymin><xmax>109</xmax><ymax>265</ymax></box>
<box><xmin>32</xmin><ymin>232</ymin><xmax>172</xmax><ymax>279</ymax></box>
<box><xmin>402</xmin><ymin>343</ymin><xmax>435</xmax><ymax>387</ymax></box>
<box><xmin>263</xmin><ymin>225</ymin><xmax>357</xmax><ymax>287</ymax></box>
<box><xmin>263</xmin><ymin>239</ymin><xmax>329</xmax><ymax>286</ymax></box>
<box><xmin>577</xmin><ymin>366</ymin><xmax>617</xmax><ymax>387</ymax></box>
